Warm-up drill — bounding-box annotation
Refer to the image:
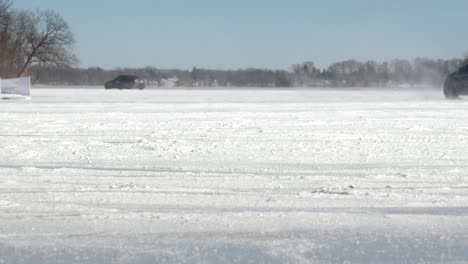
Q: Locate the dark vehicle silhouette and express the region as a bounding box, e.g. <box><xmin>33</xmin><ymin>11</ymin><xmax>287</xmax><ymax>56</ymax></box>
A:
<box><xmin>444</xmin><ymin>64</ymin><xmax>468</xmax><ymax>99</ymax></box>
<box><xmin>105</xmin><ymin>75</ymin><xmax>147</xmax><ymax>90</ymax></box>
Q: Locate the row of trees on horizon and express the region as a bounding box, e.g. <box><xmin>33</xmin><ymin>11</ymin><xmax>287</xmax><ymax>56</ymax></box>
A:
<box><xmin>33</xmin><ymin>57</ymin><xmax>467</xmax><ymax>88</ymax></box>
<box><xmin>0</xmin><ymin>0</ymin><xmax>467</xmax><ymax>88</ymax></box>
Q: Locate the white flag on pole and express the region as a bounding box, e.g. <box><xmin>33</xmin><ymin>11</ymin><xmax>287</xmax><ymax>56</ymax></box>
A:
<box><xmin>1</xmin><ymin>77</ymin><xmax>31</xmax><ymax>97</ymax></box>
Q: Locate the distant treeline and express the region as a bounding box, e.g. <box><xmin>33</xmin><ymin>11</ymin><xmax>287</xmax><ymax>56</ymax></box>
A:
<box><xmin>32</xmin><ymin>57</ymin><xmax>467</xmax><ymax>88</ymax></box>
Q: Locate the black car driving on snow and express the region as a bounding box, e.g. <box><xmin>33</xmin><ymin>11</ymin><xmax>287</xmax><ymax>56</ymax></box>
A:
<box><xmin>444</xmin><ymin>64</ymin><xmax>468</xmax><ymax>99</ymax></box>
<box><xmin>105</xmin><ymin>75</ymin><xmax>147</xmax><ymax>90</ymax></box>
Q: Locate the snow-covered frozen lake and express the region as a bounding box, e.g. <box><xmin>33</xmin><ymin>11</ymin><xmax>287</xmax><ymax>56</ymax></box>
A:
<box><xmin>1</xmin><ymin>88</ymin><xmax>467</xmax><ymax>263</ymax></box>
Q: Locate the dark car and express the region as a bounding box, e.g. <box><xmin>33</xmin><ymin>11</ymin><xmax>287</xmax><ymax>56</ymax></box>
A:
<box><xmin>105</xmin><ymin>75</ymin><xmax>147</xmax><ymax>90</ymax></box>
<box><xmin>444</xmin><ymin>64</ymin><xmax>468</xmax><ymax>99</ymax></box>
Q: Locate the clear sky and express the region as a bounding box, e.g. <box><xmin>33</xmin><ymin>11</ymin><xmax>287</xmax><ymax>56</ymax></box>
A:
<box><xmin>14</xmin><ymin>0</ymin><xmax>468</xmax><ymax>70</ymax></box>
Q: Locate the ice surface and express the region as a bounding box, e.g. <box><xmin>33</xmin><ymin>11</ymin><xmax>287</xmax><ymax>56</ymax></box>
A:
<box><xmin>0</xmin><ymin>87</ymin><xmax>467</xmax><ymax>263</ymax></box>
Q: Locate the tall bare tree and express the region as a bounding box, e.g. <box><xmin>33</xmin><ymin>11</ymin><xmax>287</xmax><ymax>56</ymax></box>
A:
<box><xmin>0</xmin><ymin>0</ymin><xmax>13</xmax><ymax>76</ymax></box>
<box><xmin>0</xmin><ymin>0</ymin><xmax>12</xmax><ymax>28</ymax></box>
<box><xmin>16</xmin><ymin>9</ymin><xmax>77</xmax><ymax>77</ymax></box>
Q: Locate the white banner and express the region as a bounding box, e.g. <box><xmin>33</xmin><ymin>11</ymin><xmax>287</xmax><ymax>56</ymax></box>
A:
<box><xmin>1</xmin><ymin>77</ymin><xmax>31</xmax><ymax>96</ymax></box>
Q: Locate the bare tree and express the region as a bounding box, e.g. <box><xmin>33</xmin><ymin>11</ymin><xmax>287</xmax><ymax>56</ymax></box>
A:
<box><xmin>16</xmin><ymin>9</ymin><xmax>77</xmax><ymax>77</ymax></box>
<box><xmin>0</xmin><ymin>0</ymin><xmax>12</xmax><ymax>28</ymax></box>
<box><xmin>0</xmin><ymin>0</ymin><xmax>13</xmax><ymax>76</ymax></box>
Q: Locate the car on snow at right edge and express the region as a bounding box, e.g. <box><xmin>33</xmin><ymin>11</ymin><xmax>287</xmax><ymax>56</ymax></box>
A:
<box><xmin>444</xmin><ymin>64</ymin><xmax>468</xmax><ymax>99</ymax></box>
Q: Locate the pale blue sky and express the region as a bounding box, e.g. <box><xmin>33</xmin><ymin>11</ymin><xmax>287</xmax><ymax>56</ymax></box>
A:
<box><xmin>14</xmin><ymin>0</ymin><xmax>468</xmax><ymax>70</ymax></box>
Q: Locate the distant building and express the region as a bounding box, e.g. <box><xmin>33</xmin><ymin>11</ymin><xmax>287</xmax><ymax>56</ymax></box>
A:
<box><xmin>159</xmin><ymin>77</ymin><xmax>183</xmax><ymax>87</ymax></box>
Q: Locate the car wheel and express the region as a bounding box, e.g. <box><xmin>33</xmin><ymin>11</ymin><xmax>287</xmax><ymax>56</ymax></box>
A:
<box><xmin>444</xmin><ymin>79</ymin><xmax>459</xmax><ymax>99</ymax></box>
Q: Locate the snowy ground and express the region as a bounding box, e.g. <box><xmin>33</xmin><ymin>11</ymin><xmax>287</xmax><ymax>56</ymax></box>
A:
<box><xmin>0</xmin><ymin>88</ymin><xmax>467</xmax><ymax>263</ymax></box>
